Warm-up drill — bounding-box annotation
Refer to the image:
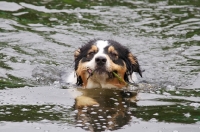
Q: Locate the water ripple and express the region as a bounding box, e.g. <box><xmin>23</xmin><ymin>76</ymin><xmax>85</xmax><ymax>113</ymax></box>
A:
<box><xmin>0</xmin><ymin>1</ymin><xmax>23</xmax><ymax>12</ymax></box>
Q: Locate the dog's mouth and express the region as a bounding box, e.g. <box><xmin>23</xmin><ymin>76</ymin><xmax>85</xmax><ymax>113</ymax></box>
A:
<box><xmin>87</xmin><ymin>67</ymin><xmax>128</xmax><ymax>87</ymax></box>
<box><xmin>87</xmin><ymin>66</ymin><xmax>110</xmax><ymax>75</ymax></box>
<box><xmin>87</xmin><ymin>67</ymin><xmax>117</xmax><ymax>79</ymax></box>
<box><xmin>95</xmin><ymin>66</ymin><xmax>108</xmax><ymax>74</ymax></box>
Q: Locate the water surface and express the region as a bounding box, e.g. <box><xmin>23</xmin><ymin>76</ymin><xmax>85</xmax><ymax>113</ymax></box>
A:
<box><xmin>0</xmin><ymin>0</ymin><xmax>200</xmax><ymax>132</ymax></box>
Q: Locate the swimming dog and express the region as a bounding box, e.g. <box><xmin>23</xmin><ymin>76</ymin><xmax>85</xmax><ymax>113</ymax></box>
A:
<box><xmin>67</xmin><ymin>39</ymin><xmax>142</xmax><ymax>89</ymax></box>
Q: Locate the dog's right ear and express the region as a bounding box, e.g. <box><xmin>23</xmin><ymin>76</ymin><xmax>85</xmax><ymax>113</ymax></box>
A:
<box><xmin>74</xmin><ymin>49</ymin><xmax>83</xmax><ymax>86</ymax></box>
<box><xmin>74</xmin><ymin>49</ymin><xmax>80</xmax><ymax>60</ymax></box>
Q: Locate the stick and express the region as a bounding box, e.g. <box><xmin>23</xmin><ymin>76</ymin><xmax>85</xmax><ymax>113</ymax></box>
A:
<box><xmin>112</xmin><ymin>72</ymin><xmax>128</xmax><ymax>87</ymax></box>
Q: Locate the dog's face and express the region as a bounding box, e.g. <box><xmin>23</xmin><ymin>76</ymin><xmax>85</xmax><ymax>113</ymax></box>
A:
<box><xmin>74</xmin><ymin>39</ymin><xmax>142</xmax><ymax>88</ymax></box>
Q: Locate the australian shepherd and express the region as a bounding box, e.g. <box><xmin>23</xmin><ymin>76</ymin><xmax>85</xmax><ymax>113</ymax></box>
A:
<box><xmin>67</xmin><ymin>39</ymin><xmax>142</xmax><ymax>89</ymax></box>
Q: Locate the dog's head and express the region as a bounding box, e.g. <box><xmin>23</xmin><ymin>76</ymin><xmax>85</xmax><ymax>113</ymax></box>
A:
<box><xmin>74</xmin><ymin>39</ymin><xmax>142</xmax><ymax>88</ymax></box>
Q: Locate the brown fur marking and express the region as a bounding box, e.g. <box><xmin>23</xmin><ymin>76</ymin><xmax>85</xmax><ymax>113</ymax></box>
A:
<box><xmin>128</xmin><ymin>53</ymin><xmax>137</xmax><ymax>64</ymax></box>
<box><xmin>76</xmin><ymin>62</ymin><xmax>88</xmax><ymax>88</ymax></box>
<box><xmin>74</xmin><ymin>49</ymin><xmax>80</xmax><ymax>59</ymax></box>
<box><xmin>108</xmin><ymin>46</ymin><xmax>118</xmax><ymax>59</ymax></box>
<box><xmin>87</xmin><ymin>45</ymin><xmax>98</xmax><ymax>57</ymax></box>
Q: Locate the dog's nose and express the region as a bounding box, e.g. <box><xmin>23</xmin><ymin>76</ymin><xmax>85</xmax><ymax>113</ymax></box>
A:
<box><xmin>95</xmin><ymin>56</ymin><xmax>107</xmax><ymax>65</ymax></box>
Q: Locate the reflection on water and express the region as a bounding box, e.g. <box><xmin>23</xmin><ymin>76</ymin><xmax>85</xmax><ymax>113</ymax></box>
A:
<box><xmin>74</xmin><ymin>89</ymin><xmax>137</xmax><ymax>131</ymax></box>
<box><xmin>0</xmin><ymin>0</ymin><xmax>200</xmax><ymax>131</ymax></box>
<box><xmin>0</xmin><ymin>87</ymin><xmax>200</xmax><ymax>131</ymax></box>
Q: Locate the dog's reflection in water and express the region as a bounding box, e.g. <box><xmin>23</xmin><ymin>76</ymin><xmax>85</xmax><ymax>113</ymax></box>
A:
<box><xmin>74</xmin><ymin>88</ymin><xmax>138</xmax><ymax>131</ymax></box>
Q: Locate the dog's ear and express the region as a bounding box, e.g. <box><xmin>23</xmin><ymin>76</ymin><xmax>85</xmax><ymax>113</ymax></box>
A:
<box><xmin>74</xmin><ymin>48</ymin><xmax>81</xmax><ymax>60</ymax></box>
<box><xmin>127</xmin><ymin>53</ymin><xmax>142</xmax><ymax>77</ymax></box>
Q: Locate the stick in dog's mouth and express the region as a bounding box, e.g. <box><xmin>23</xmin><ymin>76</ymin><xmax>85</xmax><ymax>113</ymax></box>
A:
<box><xmin>86</xmin><ymin>67</ymin><xmax>128</xmax><ymax>87</ymax></box>
<box><xmin>112</xmin><ymin>71</ymin><xmax>128</xmax><ymax>87</ymax></box>
<box><xmin>87</xmin><ymin>67</ymin><xmax>112</xmax><ymax>79</ymax></box>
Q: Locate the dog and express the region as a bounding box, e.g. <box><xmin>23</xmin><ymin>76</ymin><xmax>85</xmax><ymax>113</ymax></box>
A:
<box><xmin>67</xmin><ymin>39</ymin><xmax>142</xmax><ymax>89</ymax></box>
<box><xmin>66</xmin><ymin>39</ymin><xmax>142</xmax><ymax>130</ymax></box>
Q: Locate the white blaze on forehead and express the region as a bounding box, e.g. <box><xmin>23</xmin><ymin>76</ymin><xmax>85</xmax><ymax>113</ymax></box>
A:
<box><xmin>86</xmin><ymin>40</ymin><xmax>110</xmax><ymax>70</ymax></box>
<box><xmin>96</xmin><ymin>40</ymin><xmax>109</xmax><ymax>54</ymax></box>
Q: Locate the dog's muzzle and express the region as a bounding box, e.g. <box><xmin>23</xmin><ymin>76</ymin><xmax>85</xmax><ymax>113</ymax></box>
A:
<box><xmin>95</xmin><ymin>56</ymin><xmax>107</xmax><ymax>66</ymax></box>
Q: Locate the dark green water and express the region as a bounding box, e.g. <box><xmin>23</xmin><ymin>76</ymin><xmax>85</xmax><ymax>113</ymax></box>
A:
<box><xmin>0</xmin><ymin>0</ymin><xmax>200</xmax><ymax>132</ymax></box>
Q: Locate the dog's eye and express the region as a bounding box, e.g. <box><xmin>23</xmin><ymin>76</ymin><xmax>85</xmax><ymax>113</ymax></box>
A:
<box><xmin>88</xmin><ymin>51</ymin><xmax>95</xmax><ymax>56</ymax></box>
<box><xmin>111</xmin><ymin>52</ymin><xmax>118</xmax><ymax>57</ymax></box>
<box><xmin>113</xmin><ymin>53</ymin><xmax>118</xmax><ymax>57</ymax></box>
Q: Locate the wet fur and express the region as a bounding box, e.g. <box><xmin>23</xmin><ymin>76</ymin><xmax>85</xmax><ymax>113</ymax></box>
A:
<box><xmin>71</xmin><ymin>39</ymin><xmax>142</xmax><ymax>88</ymax></box>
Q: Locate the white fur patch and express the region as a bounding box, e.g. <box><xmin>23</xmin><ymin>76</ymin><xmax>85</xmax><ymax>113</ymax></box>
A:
<box><xmin>96</xmin><ymin>40</ymin><xmax>109</xmax><ymax>54</ymax></box>
<box><xmin>66</xmin><ymin>71</ymin><xmax>77</xmax><ymax>84</ymax></box>
<box><xmin>130</xmin><ymin>72</ymin><xmax>138</xmax><ymax>83</ymax></box>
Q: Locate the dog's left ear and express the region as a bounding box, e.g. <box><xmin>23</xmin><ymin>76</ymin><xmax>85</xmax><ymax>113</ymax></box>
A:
<box><xmin>127</xmin><ymin>53</ymin><xmax>142</xmax><ymax>77</ymax></box>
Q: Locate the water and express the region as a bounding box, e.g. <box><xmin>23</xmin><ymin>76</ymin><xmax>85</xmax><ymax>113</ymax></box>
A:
<box><xmin>0</xmin><ymin>0</ymin><xmax>200</xmax><ymax>132</ymax></box>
